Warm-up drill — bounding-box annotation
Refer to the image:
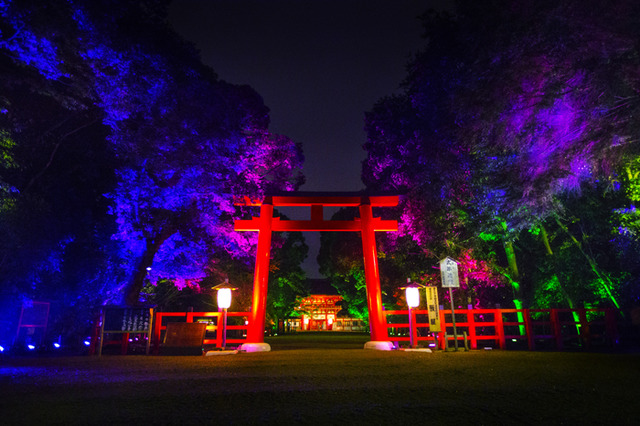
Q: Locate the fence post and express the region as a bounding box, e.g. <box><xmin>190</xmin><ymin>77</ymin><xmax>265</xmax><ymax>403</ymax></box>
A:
<box><xmin>578</xmin><ymin>308</ymin><xmax>590</xmax><ymax>349</ymax></box>
<box><xmin>153</xmin><ymin>312</ymin><xmax>163</xmax><ymax>355</ymax></box>
<box><xmin>467</xmin><ymin>310</ymin><xmax>477</xmax><ymax>350</ymax></box>
<box><xmin>605</xmin><ymin>308</ymin><xmax>619</xmax><ymax>348</ymax></box>
<box><xmin>550</xmin><ymin>309</ymin><xmax>563</xmax><ymax>351</ymax></box>
<box><xmin>524</xmin><ymin>309</ymin><xmax>535</xmax><ymax>350</ymax></box>
<box><xmin>497</xmin><ymin>309</ymin><xmax>505</xmax><ymax>350</ymax></box>
<box><xmin>438</xmin><ymin>308</ymin><xmax>446</xmax><ymax>350</ymax></box>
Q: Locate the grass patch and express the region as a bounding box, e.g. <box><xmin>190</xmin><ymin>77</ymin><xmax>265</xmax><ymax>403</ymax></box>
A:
<box><xmin>1</xmin><ymin>333</ymin><xmax>638</xmax><ymax>424</ymax></box>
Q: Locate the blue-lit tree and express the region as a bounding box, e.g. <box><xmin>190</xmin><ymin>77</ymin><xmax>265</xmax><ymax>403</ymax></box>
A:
<box><xmin>1</xmin><ymin>0</ymin><xmax>305</xmax><ymax>333</ymax></box>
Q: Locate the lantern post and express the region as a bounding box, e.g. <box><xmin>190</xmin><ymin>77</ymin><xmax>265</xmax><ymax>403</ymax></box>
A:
<box><xmin>405</xmin><ymin>281</ymin><xmax>420</xmax><ymax>348</ymax></box>
<box><xmin>217</xmin><ymin>287</ymin><xmax>232</xmax><ymax>350</ymax></box>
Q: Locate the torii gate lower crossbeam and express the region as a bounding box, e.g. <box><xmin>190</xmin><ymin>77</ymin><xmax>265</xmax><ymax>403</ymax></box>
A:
<box><xmin>234</xmin><ymin>193</ymin><xmax>399</xmax><ymax>351</ymax></box>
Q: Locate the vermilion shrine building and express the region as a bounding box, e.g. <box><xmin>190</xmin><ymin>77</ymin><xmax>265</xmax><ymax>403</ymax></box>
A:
<box><xmin>290</xmin><ymin>280</ymin><xmax>366</xmax><ymax>332</ymax></box>
<box><xmin>295</xmin><ymin>293</ymin><xmax>342</xmax><ymax>331</ymax></box>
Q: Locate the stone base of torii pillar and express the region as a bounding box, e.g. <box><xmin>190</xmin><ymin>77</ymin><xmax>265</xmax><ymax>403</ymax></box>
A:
<box><xmin>364</xmin><ymin>341</ymin><xmax>394</xmax><ymax>351</ymax></box>
<box><xmin>239</xmin><ymin>342</ymin><xmax>272</xmax><ymax>353</ymax></box>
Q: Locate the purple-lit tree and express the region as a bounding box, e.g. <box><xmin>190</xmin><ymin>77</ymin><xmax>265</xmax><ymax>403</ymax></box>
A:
<box><xmin>363</xmin><ymin>0</ymin><xmax>640</xmax><ymax>310</ymax></box>
<box><xmin>361</xmin><ymin>7</ymin><xmax>504</xmax><ymax>307</ymax></box>
<box><xmin>452</xmin><ymin>0</ymin><xmax>640</xmax><ymax>310</ymax></box>
<box><xmin>72</xmin><ymin>2</ymin><xmax>305</xmax><ymax>305</ymax></box>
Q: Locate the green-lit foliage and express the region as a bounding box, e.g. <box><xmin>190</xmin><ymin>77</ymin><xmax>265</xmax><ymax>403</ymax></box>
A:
<box><xmin>614</xmin><ymin>157</ymin><xmax>640</xmax><ymax>239</ymax></box>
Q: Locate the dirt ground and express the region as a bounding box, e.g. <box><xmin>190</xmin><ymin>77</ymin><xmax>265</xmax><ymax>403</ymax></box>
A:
<box><xmin>1</xmin><ymin>333</ymin><xmax>639</xmax><ymax>425</ymax></box>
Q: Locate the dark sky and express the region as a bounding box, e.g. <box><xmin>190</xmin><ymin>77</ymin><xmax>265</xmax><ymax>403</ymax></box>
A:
<box><xmin>168</xmin><ymin>0</ymin><xmax>444</xmax><ymax>277</ymax></box>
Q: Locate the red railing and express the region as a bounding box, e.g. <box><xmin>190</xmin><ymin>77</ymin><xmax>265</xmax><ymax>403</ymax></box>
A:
<box><xmin>384</xmin><ymin>308</ymin><xmax>619</xmax><ymax>350</ymax></box>
<box><xmin>153</xmin><ymin>311</ymin><xmax>250</xmax><ymax>354</ymax></box>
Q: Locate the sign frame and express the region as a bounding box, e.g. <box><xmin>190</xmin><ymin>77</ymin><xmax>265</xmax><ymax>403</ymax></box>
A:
<box><xmin>440</xmin><ymin>256</ymin><xmax>460</xmax><ymax>288</ymax></box>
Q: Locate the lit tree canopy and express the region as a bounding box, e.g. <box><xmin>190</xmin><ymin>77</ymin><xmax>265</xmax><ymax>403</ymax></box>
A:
<box><xmin>0</xmin><ymin>0</ymin><xmax>305</xmax><ymax>310</ymax></box>
<box><xmin>362</xmin><ymin>0</ymin><xmax>640</xmax><ymax>310</ymax></box>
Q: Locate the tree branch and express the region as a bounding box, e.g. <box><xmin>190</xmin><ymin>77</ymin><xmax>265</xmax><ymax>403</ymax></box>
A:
<box><xmin>25</xmin><ymin>116</ymin><xmax>99</xmax><ymax>192</ymax></box>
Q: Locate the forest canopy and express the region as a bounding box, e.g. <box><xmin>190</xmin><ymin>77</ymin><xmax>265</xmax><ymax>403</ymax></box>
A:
<box><xmin>0</xmin><ymin>0</ymin><xmax>306</xmax><ymax>342</ymax></box>
<box><xmin>350</xmin><ymin>0</ymin><xmax>640</xmax><ymax>314</ymax></box>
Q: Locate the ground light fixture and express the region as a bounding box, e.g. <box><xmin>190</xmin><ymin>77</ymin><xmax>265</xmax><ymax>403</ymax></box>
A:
<box><xmin>405</xmin><ymin>282</ymin><xmax>420</xmax><ymax>348</ymax></box>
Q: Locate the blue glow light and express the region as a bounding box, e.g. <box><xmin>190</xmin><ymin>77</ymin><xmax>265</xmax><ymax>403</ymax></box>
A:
<box><xmin>27</xmin><ymin>344</ymin><xmax>36</xmax><ymax>350</ymax></box>
<box><xmin>83</xmin><ymin>340</ymin><xmax>91</xmax><ymax>346</ymax></box>
<box><xmin>53</xmin><ymin>343</ymin><xmax>61</xmax><ymax>349</ymax></box>
<box><xmin>0</xmin><ymin>345</ymin><xmax>4</xmax><ymax>352</ymax></box>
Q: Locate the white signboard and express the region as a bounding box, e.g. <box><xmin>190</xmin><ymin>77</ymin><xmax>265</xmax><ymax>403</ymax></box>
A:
<box><xmin>440</xmin><ymin>257</ymin><xmax>460</xmax><ymax>288</ymax></box>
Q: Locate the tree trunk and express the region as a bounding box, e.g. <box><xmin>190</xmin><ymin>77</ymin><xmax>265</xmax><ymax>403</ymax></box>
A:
<box><xmin>500</xmin><ymin>222</ymin><xmax>525</xmax><ymax>334</ymax></box>
<box><xmin>539</xmin><ymin>224</ymin><xmax>581</xmax><ymax>333</ymax></box>
<box><xmin>554</xmin><ymin>216</ymin><xmax>622</xmax><ymax>311</ymax></box>
<box><xmin>539</xmin><ymin>224</ymin><xmax>576</xmax><ymax>308</ymax></box>
<box><xmin>123</xmin><ymin>229</ymin><xmax>175</xmax><ymax>306</ymax></box>
<box><xmin>502</xmin><ymin>236</ymin><xmax>523</xmax><ymax>308</ymax></box>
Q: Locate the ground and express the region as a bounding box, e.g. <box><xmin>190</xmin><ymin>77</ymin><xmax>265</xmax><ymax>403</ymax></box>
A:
<box><xmin>1</xmin><ymin>333</ymin><xmax>638</xmax><ymax>425</ymax></box>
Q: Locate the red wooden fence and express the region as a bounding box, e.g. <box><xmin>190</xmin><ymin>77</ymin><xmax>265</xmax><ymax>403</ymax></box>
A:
<box><xmin>384</xmin><ymin>308</ymin><xmax>619</xmax><ymax>350</ymax></box>
<box><xmin>152</xmin><ymin>311</ymin><xmax>250</xmax><ymax>354</ymax></box>
<box><xmin>94</xmin><ymin>307</ymin><xmax>618</xmax><ymax>354</ymax></box>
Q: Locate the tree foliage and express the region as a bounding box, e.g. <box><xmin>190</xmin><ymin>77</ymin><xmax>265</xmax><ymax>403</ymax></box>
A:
<box><xmin>0</xmin><ymin>0</ymin><xmax>306</xmax><ymax>349</ymax></box>
<box><xmin>360</xmin><ymin>0</ymin><xmax>640</xmax><ymax>311</ymax></box>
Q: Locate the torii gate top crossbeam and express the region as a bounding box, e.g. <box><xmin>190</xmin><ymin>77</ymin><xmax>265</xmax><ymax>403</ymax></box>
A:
<box><xmin>235</xmin><ymin>193</ymin><xmax>399</xmax><ymax>207</ymax></box>
<box><xmin>234</xmin><ymin>193</ymin><xmax>399</xmax><ymax>232</ymax></box>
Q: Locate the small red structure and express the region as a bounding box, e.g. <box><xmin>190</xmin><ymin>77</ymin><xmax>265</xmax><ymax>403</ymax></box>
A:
<box><xmin>297</xmin><ymin>294</ymin><xmax>343</xmax><ymax>331</ymax></box>
<box><xmin>235</xmin><ymin>193</ymin><xmax>398</xmax><ymax>348</ymax></box>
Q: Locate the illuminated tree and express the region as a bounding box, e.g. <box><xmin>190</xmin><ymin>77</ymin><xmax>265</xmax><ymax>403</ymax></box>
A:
<box><xmin>453</xmin><ymin>0</ymin><xmax>640</xmax><ymax>310</ymax></box>
<box><xmin>363</xmin><ymin>0</ymin><xmax>640</xmax><ymax>310</ymax></box>
<box><xmin>0</xmin><ymin>0</ymin><xmax>119</xmax><ymax>313</ymax></box>
<box><xmin>0</xmin><ymin>0</ymin><xmax>305</xmax><ymax>315</ymax></box>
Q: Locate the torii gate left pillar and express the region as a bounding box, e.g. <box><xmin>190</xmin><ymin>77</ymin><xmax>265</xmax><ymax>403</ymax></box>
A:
<box><xmin>234</xmin><ymin>194</ymin><xmax>399</xmax><ymax>352</ymax></box>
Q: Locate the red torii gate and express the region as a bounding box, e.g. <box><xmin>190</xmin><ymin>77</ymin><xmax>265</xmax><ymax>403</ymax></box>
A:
<box><xmin>234</xmin><ymin>193</ymin><xmax>398</xmax><ymax>351</ymax></box>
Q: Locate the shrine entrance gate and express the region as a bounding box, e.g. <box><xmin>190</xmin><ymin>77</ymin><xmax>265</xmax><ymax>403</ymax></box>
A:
<box><xmin>234</xmin><ymin>193</ymin><xmax>399</xmax><ymax>350</ymax></box>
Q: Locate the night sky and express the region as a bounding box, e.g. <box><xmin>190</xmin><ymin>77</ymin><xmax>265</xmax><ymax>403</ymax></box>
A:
<box><xmin>168</xmin><ymin>0</ymin><xmax>443</xmax><ymax>277</ymax></box>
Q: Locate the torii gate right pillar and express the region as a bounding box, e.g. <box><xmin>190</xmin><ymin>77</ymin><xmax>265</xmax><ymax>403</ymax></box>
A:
<box><xmin>359</xmin><ymin>202</ymin><xmax>388</xmax><ymax>343</ymax></box>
